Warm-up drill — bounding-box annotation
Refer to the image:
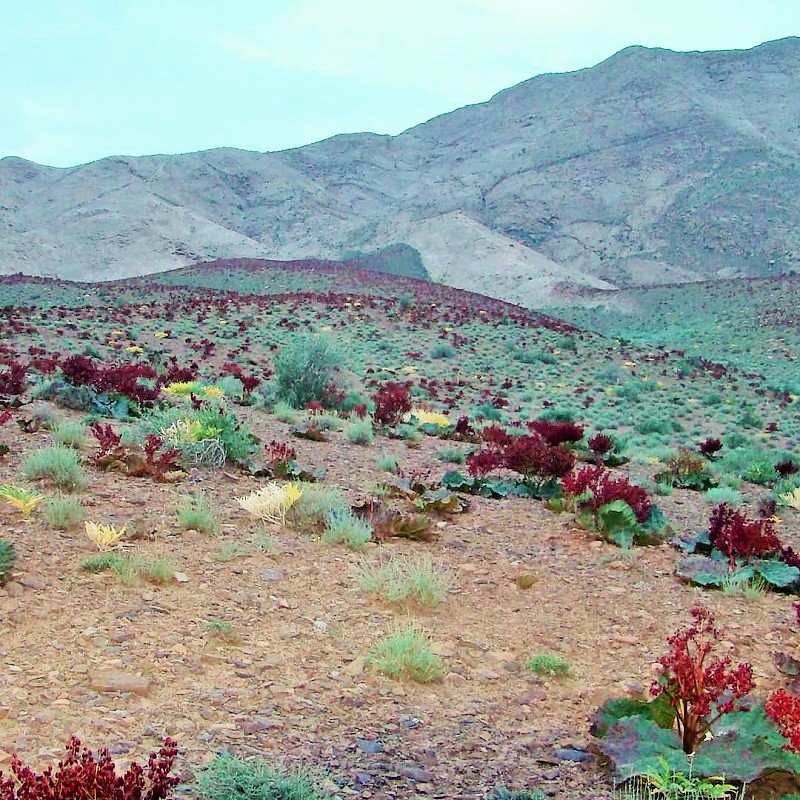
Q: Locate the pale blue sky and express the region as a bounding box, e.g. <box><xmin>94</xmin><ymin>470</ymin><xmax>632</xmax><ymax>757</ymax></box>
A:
<box><xmin>2</xmin><ymin>0</ymin><xmax>798</xmax><ymax>167</ymax></box>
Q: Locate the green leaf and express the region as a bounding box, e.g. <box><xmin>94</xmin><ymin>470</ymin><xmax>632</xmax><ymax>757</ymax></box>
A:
<box><xmin>675</xmin><ymin>556</ymin><xmax>738</xmax><ymax>587</ymax></box>
<box><xmin>590</xmin><ymin>693</ymin><xmax>675</xmax><ymax>739</ymax></box>
<box><xmin>441</xmin><ymin>470</ymin><xmax>472</xmax><ymax>491</ymax></box>
<box><xmin>597</xmin><ymin>500</ymin><xmax>638</xmax><ymax>547</ymax></box>
<box><xmin>671</xmin><ymin>528</ymin><xmax>711</xmax><ymax>554</ymax></box>
<box><xmin>594</xmin><ymin>716</ymin><xmax>690</xmax><ymax>781</ymax></box>
<box><xmin>693</xmin><ymin>706</ymin><xmax>800</xmax><ymax>782</ymax></box>
<box><xmin>754</xmin><ymin>559</ymin><xmax>800</xmax><ymax>589</ymax></box>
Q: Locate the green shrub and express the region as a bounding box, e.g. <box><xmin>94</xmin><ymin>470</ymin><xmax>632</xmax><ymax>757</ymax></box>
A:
<box><xmin>176</xmin><ymin>492</ymin><xmax>219</xmax><ymax>535</ymax></box>
<box><xmin>51</xmin><ymin>420</ymin><xmax>87</xmax><ymax>448</ymax></box>
<box><xmin>704</xmin><ymin>487</ymin><xmax>743</xmax><ymax>506</ymax></box>
<box><xmin>274</xmin><ymin>333</ymin><xmax>342</xmax><ymax>408</ymax></box>
<box><xmin>376</xmin><ymin>452</ymin><xmax>399</xmax><ymax>472</ymax></box>
<box><xmin>197</xmin><ymin>753</ymin><xmax>327</xmax><ymax>800</ymax></box>
<box><xmin>23</xmin><ymin>445</ymin><xmax>88</xmax><ymax>491</ymax></box>
<box><xmin>286</xmin><ymin>484</ymin><xmax>349</xmax><ymax>530</ymax></box>
<box><xmin>0</xmin><ymin>540</ymin><xmax>16</xmax><ymax>586</ymax></box>
<box><xmin>345</xmin><ymin>416</ymin><xmax>374</xmax><ymax>445</ymax></box>
<box><xmin>355</xmin><ymin>554</ymin><xmax>453</xmax><ymax>607</ymax></box>
<box><xmin>273</xmin><ymin>401</ymin><xmax>299</xmax><ymax>424</ymax></box>
<box><xmin>42</xmin><ymin>495</ymin><xmax>86</xmax><ymax>529</ymax></box>
<box><xmin>526</xmin><ymin>653</ymin><xmax>572</xmax><ymax>677</ymax></box>
<box><xmin>366</xmin><ymin>623</ymin><xmax>445</xmax><ymax>682</ymax></box>
<box><xmin>323</xmin><ymin>510</ymin><xmax>372</xmax><ymax>551</ymax></box>
<box><xmin>81</xmin><ymin>554</ymin><xmax>175</xmax><ymax>584</ymax></box>
<box><xmin>430</xmin><ymin>343</ymin><xmax>455</xmax><ymax>359</ymax></box>
<box><xmin>487</xmin><ymin>790</ymin><xmax>545</xmax><ymax>800</ymax></box>
<box><xmin>437</xmin><ymin>447</ymin><xmax>466</xmax><ymax>464</ymax></box>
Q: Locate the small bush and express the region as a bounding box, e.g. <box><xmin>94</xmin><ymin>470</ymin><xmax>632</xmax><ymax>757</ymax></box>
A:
<box><xmin>176</xmin><ymin>491</ymin><xmax>219</xmax><ymax>535</ymax></box>
<box><xmin>366</xmin><ymin>623</ymin><xmax>445</xmax><ymax>682</ymax></box>
<box><xmin>273</xmin><ymin>401</ymin><xmax>299</xmax><ymax>424</ymax></box>
<box><xmin>704</xmin><ymin>486</ymin><xmax>743</xmax><ymax>506</ymax></box>
<box><xmin>81</xmin><ymin>554</ymin><xmax>175</xmax><ymax>584</ymax></box>
<box><xmin>437</xmin><ymin>447</ymin><xmax>466</xmax><ymax>464</ymax></box>
<box><xmin>0</xmin><ymin>540</ymin><xmax>16</xmax><ymax>586</ymax></box>
<box><xmin>23</xmin><ymin>445</ymin><xmax>88</xmax><ymax>491</ymax></box>
<box><xmin>323</xmin><ymin>510</ymin><xmax>372</xmax><ymax>550</ymax></box>
<box><xmin>51</xmin><ymin>419</ymin><xmax>88</xmax><ymax>448</ymax></box>
<box><xmin>197</xmin><ymin>753</ymin><xmax>328</xmax><ymax>800</ymax></box>
<box><xmin>286</xmin><ymin>484</ymin><xmax>348</xmax><ymax>530</ymax></box>
<box><xmin>526</xmin><ymin>653</ymin><xmax>572</xmax><ymax>677</ymax></box>
<box><xmin>42</xmin><ymin>494</ymin><xmax>86</xmax><ymax>528</ymax></box>
<box><xmin>274</xmin><ymin>333</ymin><xmax>342</xmax><ymax>408</ymax></box>
<box><xmin>376</xmin><ymin>452</ymin><xmax>399</xmax><ymax>472</ymax></box>
<box><xmin>430</xmin><ymin>343</ymin><xmax>455</xmax><ymax>359</ymax></box>
<box><xmin>345</xmin><ymin>416</ymin><xmax>374</xmax><ymax>445</ymax></box>
<box><xmin>355</xmin><ymin>554</ymin><xmax>453</xmax><ymax>607</ymax></box>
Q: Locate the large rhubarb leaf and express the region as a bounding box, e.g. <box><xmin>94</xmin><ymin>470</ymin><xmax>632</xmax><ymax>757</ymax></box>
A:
<box><xmin>753</xmin><ymin>559</ymin><xmax>800</xmax><ymax>589</ymax></box>
<box><xmin>675</xmin><ymin>556</ymin><xmax>748</xmax><ymax>587</ymax></box>
<box><xmin>590</xmin><ymin>693</ymin><xmax>674</xmax><ymax>739</ymax></box>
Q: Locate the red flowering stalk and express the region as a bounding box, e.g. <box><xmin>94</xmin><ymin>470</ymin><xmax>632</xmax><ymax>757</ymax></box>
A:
<box><xmin>502</xmin><ymin>434</ymin><xmax>575</xmax><ymax>483</ymax></box>
<box><xmin>353</xmin><ymin>403</ymin><xmax>368</xmax><ymax>419</ymax></box>
<box><xmin>480</xmin><ymin>424</ymin><xmax>514</xmax><ymax>449</ymax></box>
<box><xmin>527</xmin><ymin>418</ymin><xmax>584</xmax><ymax>446</ymax></box>
<box><xmin>0</xmin><ymin>409</ymin><xmax>11</xmax><ymax>427</ymax></box>
<box><xmin>775</xmin><ymin>458</ymin><xmax>799</xmax><ymax>478</ymax></box>
<box><xmin>587</xmin><ymin>433</ymin><xmax>614</xmax><ymax>461</ymax></box>
<box><xmin>563</xmin><ymin>465</ymin><xmax>652</xmax><ymax>523</ymax></box>
<box><xmin>61</xmin><ymin>354</ymin><xmax>98</xmax><ymax>386</ymax></box>
<box><xmin>454</xmin><ymin>416</ymin><xmax>476</xmax><ymax>440</ymax></box>
<box><xmin>708</xmin><ymin>504</ymin><xmax>782</xmax><ymax>570</ymax></box>
<box><xmin>90</xmin><ymin>422</ymin><xmax>122</xmax><ymax>461</ymax></box>
<box><xmin>143</xmin><ymin>436</ymin><xmax>182</xmax><ymax>478</ymax></box>
<box><xmin>766</xmin><ymin>689</ymin><xmax>800</xmax><ymax>752</ymax></box>
<box><xmin>0</xmin><ymin>736</ymin><xmax>178</xmax><ymax>800</ymax></box>
<box><xmin>265</xmin><ymin>440</ymin><xmax>296</xmax><ymax>477</ymax></box>
<box><xmin>466</xmin><ymin>449</ymin><xmax>503</xmax><ymax>478</ymax></box>
<box><xmin>372</xmin><ymin>382</ymin><xmax>412</xmax><ymax>427</ymax></box>
<box><xmin>699</xmin><ymin>437</ymin><xmax>723</xmax><ymax>459</ymax></box>
<box><xmin>94</xmin><ymin>365</ymin><xmax>160</xmax><ymax>404</ymax></box>
<box><xmin>651</xmin><ymin>607</ymin><xmax>754</xmax><ymax>754</ymax></box>
<box><xmin>0</xmin><ymin>361</ymin><xmax>27</xmax><ymax>397</ymax></box>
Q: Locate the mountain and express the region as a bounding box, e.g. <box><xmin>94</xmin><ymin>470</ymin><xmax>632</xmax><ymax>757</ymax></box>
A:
<box><xmin>1</xmin><ymin>37</ymin><xmax>798</xmax><ymax>304</ymax></box>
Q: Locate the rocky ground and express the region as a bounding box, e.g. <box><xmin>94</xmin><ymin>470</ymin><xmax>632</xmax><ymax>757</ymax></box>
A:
<box><xmin>1</xmin><ymin>404</ymin><xmax>799</xmax><ymax>799</ymax></box>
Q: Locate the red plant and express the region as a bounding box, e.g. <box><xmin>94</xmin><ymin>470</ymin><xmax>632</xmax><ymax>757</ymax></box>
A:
<box><xmin>0</xmin><ymin>409</ymin><xmax>11</xmax><ymax>427</ymax></box>
<box><xmin>143</xmin><ymin>436</ymin><xmax>182</xmax><ymax>478</ymax></box>
<box><xmin>61</xmin><ymin>354</ymin><xmax>98</xmax><ymax>386</ymax></box>
<box><xmin>372</xmin><ymin>382</ymin><xmax>412</xmax><ymax>427</ymax></box>
<box><xmin>766</xmin><ymin>689</ymin><xmax>800</xmax><ymax>752</ymax></box>
<box><xmin>466</xmin><ymin>449</ymin><xmax>503</xmax><ymax>478</ymax></box>
<box><xmin>527</xmin><ymin>418</ymin><xmax>584</xmax><ymax>446</ymax></box>
<box><xmin>0</xmin><ymin>361</ymin><xmax>27</xmax><ymax>397</ymax></box>
<box><xmin>775</xmin><ymin>458</ymin><xmax>799</xmax><ymax>478</ymax></box>
<box><xmin>699</xmin><ymin>437</ymin><xmax>723</xmax><ymax>458</ymax></box>
<box><xmin>481</xmin><ymin>424</ymin><xmax>514</xmax><ymax>449</ymax></box>
<box><xmin>563</xmin><ymin>465</ymin><xmax>652</xmax><ymax>523</ymax></box>
<box><xmin>90</xmin><ymin>422</ymin><xmax>122</xmax><ymax>460</ymax></box>
<box><xmin>353</xmin><ymin>403</ymin><xmax>368</xmax><ymax>419</ymax></box>
<box><xmin>0</xmin><ymin>736</ymin><xmax>178</xmax><ymax>800</ymax></box>
<box><xmin>502</xmin><ymin>434</ymin><xmax>575</xmax><ymax>481</ymax></box>
<box><xmin>651</xmin><ymin>606</ymin><xmax>754</xmax><ymax>754</ymax></box>
<box><xmin>587</xmin><ymin>432</ymin><xmax>614</xmax><ymax>458</ymax></box>
<box><xmin>265</xmin><ymin>440</ymin><xmax>296</xmax><ymax>475</ymax></box>
<box><xmin>708</xmin><ymin>504</ymin><xmax>782</xmax><ymax>569</ymax></box>
<box><xmin>454</xmin><ymin>415</ymin><xmax>476</xmax><ymax>440</ymax></box>
<box><xmin>94</xmin><ymin>365</ymin><xmax>160</xmax><ymax>404</ymax></box>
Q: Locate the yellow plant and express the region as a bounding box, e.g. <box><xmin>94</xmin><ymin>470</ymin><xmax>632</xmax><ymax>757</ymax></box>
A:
<box><xmin>126</xmin><ymin>345</ymin><xmax>144</xmax><ymax>354</ymax></box>
<box><xmin>236</xmin><ymin>483</ymin><xmax>303</xmax><ymax>525</ymax></box>
<box><xmin>202</xmin><ymin>386</ymin><xmax>225</xmax><ymax>399</ymax></box>
<box><xmin>162</xmin><ymin>417</ymin><xmax>222</xmax><ymax>443</ymax></box>
<box><xmin>154</xmin><ymin>331</ymin><xmax>169</xmax><ymax>339</ymax></box>
<box><xmin>164</xmin><ymin>381</ymin><xmax>199</xmax><ymax>396</ymax></box>
<box><xmin>404</xmin><ymin>409</ymin><xmax>451</xmax><ymax>429</ymax></box>
<box><xmin>0</xmin><ymin>485</ymin><xmax>44</xmax><ymax>515</ymax></box>
<box><xmin>85</xmin><ymin>521</ymin><xmax>126</xmax><ymax>551</ymax></box>
<box><xmin>780</xmin><ymin>488</ymin><xmax>800</xmax><ymax>511</ymax></box>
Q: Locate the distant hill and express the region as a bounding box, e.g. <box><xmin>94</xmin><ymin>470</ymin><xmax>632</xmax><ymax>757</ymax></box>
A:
<box><xmin>1</xmin><ymin>37</ymin><xmax>798</xmax><ymax>305</ymax></box>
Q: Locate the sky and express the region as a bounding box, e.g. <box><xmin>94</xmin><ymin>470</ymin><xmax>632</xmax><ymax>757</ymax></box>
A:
<box><xmin>2</xmin><ymin>0</ymin><xmax>798</xmax><ymax>167</ymax></box>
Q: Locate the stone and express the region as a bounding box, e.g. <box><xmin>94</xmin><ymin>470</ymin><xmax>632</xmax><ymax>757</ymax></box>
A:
<box><xmin>259</xmin><ymin>569</ymin><xmax>284</xmax><ymax>582</ymax></box>
<box><xmin>89</xmin><ymin>670</ymin><xmax>151</xmax><ymax>696</ymax></box>
<box><xmin>20</xmin><ymin>575</ymin><xmax>45</xmax><ymax>590</ymax></box>
<box><xmin>399</xmin><ymin>766</ymin><xmax>432</xmax><ymax>782</ymax></box>
<box><xmin>554</xmin><ymin>747</ymin><xmax>592</xmax><ymax>763</ymax></box>
<box><xmin>4</xmin><ymin>582</ymin><xmax>24</xmax><ymax>598</ymax></box>
<box><xmin>356</xmin><ymin>739</ymin><xmax>384</xmax><ymax>754</ymax></box>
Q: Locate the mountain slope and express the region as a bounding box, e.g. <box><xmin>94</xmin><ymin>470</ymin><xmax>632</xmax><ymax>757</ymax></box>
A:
<box><xmin>1</xmin><ymin>37</ymin><xmax>798</xmax><ymax>302</ymax></box>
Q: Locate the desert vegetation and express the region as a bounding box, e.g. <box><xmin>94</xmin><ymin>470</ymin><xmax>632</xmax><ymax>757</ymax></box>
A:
<box><xmin>0</xmin><ymin>261</ymin><xmax>798</xmax><ymax>798</ymax></box>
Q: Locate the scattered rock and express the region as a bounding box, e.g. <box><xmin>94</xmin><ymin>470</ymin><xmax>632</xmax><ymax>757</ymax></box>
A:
<box><xmin>89</xmin><ymin>670</ymin><xmax>151</xmax><ymax>696</ymax></box>
<box><xmin>355</xmin><ymin>738</ymin><xmax>384</xmax><ymax>754</ymax></box>
<box><xmin>259</xmin><ymin>569</ymin><xmax>284</xmax><ymax>582</ymax></box>
<box><xmin>399</xmin><ymin>766</ymin><xmax>432</xmax><ymax>783</ymax></box>
<box><xmin>4</xmin><ymin>582</ymin><xmax>24</xmax><ymax>598</ymax></box>
<box><xmin>554</xmin><ymin>747</ymin><xmax>593</xmax><ymax>763</ymax></box>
